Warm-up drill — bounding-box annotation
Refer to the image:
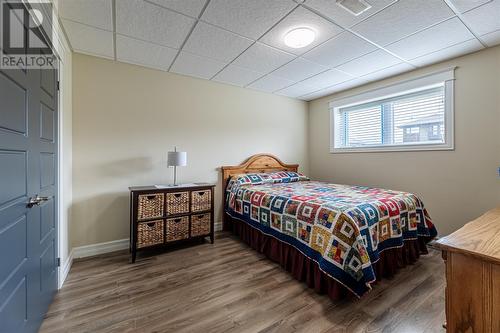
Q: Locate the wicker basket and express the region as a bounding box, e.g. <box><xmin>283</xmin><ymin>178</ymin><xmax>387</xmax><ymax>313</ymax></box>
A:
<box><xmin>137</xmin><ymin>220</ymin><xmax>164</xmax><ymax>248</ymax></box>
<box><xmin>138</xmin><ymin>193</ymin><xmax>164</xmax><ymax>220</ymax></box>
<box><xmin>166</xmin><ymin>216</ymin><xmax>189</xmax><ymax>242</ymax></box>
<box><xmin>191</xmin><ymin>190</ymin><xmax>211</xmax><ymax>212</ymax></box>
<box><xmin>191</xmin><ymin>213</ymin><xmax>211</xmax><ymax>237</ymax></box>
<box><xmin>166</xmin><ymin>191</ymin><xmax>189</xmax><ymax>215</ymax></box>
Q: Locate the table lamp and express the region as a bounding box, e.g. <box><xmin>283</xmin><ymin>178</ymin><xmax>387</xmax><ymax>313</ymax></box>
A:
<box><xmin>167</xmin><ymin>147</ymin><xmax>187</xmax><ymax>186</ymax></box>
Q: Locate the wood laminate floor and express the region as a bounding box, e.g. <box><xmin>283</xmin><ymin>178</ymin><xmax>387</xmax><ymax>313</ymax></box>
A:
<box><xmin>40</xmin><ymin>233</ymin><xmax>446</xmax><ymax>333</ymax></box>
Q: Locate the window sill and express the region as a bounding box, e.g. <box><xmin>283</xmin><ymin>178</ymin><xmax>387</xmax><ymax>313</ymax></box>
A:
<box><xmin>330</xmin><ymin>143</ymin><xmax>454</xmax><ymax>153</ymax></box>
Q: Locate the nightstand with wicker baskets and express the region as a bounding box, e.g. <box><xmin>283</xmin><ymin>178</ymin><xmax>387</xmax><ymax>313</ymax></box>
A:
<box><xmin>129</xmin><ymin>183</ymin><xmax>215</xmax><ymax>263</ymax></box>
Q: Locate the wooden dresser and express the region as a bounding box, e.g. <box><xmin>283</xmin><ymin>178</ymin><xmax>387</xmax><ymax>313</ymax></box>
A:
<box><xmin>435</xmin><ymin>207</ymin><xmax>500</xmax><ymax>332</ymax></box>
<box><xmin>129</xmin><ymin>183</ymin><xmax>215</xmax><ymax>263</ymax></box>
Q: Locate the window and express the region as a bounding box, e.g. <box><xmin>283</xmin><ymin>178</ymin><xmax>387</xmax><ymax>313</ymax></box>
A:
<box><xmin>330</xmin><ymin>68</ymin><xmax>455</xmax><ymax>153</ymax></box>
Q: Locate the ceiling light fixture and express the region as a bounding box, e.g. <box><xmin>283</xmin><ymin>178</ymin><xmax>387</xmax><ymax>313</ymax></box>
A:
<box><xmin>284</xmin><ymin>27</ymin><xmax>316</xmax><ymax>48</ymax></box>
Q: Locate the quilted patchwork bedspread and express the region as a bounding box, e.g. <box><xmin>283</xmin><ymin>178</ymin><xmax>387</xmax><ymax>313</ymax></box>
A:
<box><xmin>225</xmin><ymin>176</ymin><xmax>437</xmax><ymax>297</ymax></box>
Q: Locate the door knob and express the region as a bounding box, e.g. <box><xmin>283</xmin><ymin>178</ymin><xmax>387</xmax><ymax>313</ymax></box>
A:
<box><xmin>27</xmin><ymin>195</ymin><xmax>50</xmax><ymax>208</ymax></box>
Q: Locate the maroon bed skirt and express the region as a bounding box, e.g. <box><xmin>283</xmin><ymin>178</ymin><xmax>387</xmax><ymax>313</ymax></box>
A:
<box><xmin>228</xmin><ymin>216</ymin><xmax>431</xmax><ymax>300</ymax></box>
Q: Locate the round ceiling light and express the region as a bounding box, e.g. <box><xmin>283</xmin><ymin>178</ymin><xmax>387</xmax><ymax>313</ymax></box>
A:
<box><xmin>284</xmin><ymin>27</ymin><xmax>316</xmax><ymax>48</ymax></box>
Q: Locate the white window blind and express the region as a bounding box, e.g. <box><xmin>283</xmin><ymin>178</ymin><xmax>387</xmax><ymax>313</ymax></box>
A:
<box><xmin>339</xmin><ymin>86</ymin><xmax>445</xmax><ymax>148</ymax></box>
<box><xmin>330</xmin><ymin>69</ymin><xmax>454</xmax><ymax>153</ymax></box>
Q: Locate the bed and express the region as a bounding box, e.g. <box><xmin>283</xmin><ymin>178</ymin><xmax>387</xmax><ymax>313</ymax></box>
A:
<box><xmin>221</xmin><ymin>154</ymin><xmax>437</xmax><ymax>299</ymax></box>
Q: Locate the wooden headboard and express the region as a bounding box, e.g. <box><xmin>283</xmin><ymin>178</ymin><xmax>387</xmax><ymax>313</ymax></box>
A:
<box><xmin>220</xmin><ymin>154</ymin><xmax>299</xmax><ymax>229</ymax></box>
<box><xmin>221</xmin><ymin>154</ymin><xmax>299</xmax><ymax>188</ymax></box>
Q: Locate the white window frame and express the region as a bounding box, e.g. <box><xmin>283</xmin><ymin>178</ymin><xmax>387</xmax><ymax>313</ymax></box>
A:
<box><xmin>329</xmin><ymin>68</ymin><xmax>455</xmax><ymax>153</ymax></box>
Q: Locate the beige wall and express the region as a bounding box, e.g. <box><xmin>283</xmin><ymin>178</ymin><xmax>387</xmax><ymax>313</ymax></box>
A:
<box><xmin>71</xmin><ymin>53</ymin><xmax>308</xmax><ymax>248</ymax></box>
<box><xmin>309</xmin><ymin>46</ymin><xmax>500</xmax><ymax>236</ymax></box>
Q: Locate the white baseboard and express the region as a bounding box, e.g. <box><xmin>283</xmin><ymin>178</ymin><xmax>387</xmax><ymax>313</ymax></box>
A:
<box><xmin>58</xmin><ymin>239</ymin><xmax>128</xmax><ymax>288</ymax></box>
<box><xmin>73</xmin><ymin>238</ymin><xmax>130</xmax><ymax>259</ymax></box>
<box><xmin>58</xmin><ymin>221</ymin><xmax>223</xmax><ymax>288</ymax></box>
<box><xmin>58</xmin><ymin>250</ymin><xmax>74</xmax><ymax>289</ymax></box>
<box><xmin>214</xmin><ymin>221</ymin><xmax>222</xmax><ymax>231</ymax></box>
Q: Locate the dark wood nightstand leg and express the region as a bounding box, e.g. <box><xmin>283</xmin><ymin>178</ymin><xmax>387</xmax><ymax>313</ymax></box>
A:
<box><xmin>131</xmin><ymin>250</ymin><xmax>136</xmax><ymax>263</ymax></box>
<box><xmin>210</xmin><ymin>233</ymin><xmax>214</xmax><ymax>244</ymax></box>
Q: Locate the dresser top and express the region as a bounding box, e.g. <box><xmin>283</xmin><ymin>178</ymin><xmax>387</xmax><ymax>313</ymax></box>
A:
<box><xmin>435</xmin><ymin>207</ymin><xmax>500</xmax><ymax>264</ymax></box>
<box><xmin>129</xmin><ymin>183</ymin><xmax>215</xmax><ymax>192</ymax></box>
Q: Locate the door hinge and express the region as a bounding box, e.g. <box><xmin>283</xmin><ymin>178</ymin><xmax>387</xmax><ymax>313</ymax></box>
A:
<box><xmin>56</xmin><ymin>257</ymin><xmax>61</xmax><ymax>267</ymax></box>
<box><xmin>57</xmin><ymin>81</ymin><xmax>60</xmax><ymax>91</ymax></box>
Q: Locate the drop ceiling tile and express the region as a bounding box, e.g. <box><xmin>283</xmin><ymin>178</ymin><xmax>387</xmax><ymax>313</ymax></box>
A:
<box><xmin>247</xmin><ymin>74</ymin><xmax>294</xmax><ymax>93</ymax></box>
<box><xmin>304</xmin><ymin>0</ymin><xmax>396</xmax><ymax>28</ymax></box>
<box><xmin>260</xmin><ymin>6</ymin><xmax>343</xmax><ymax>55</ymax></box>
<box><xmin>302</xmin><ymin>31</ymin><xmax>377</xmax><ymax>68</ymax></box>
<box><xmin>201</xmin><ymin>0</ymin><xmax>296</xmax><ymax>39</ymax></box>
<box><xmin>213</xmin><ymin>64</ymin><xmax>264</xmax><ymax>87</ymax></box>
<box><xmin>302</xmin><ymin>67</ymin><xmax>421</xmax><ymax>100</ymax></box>
<box><xmin>329</xmin><ymin>78</ymin><xmax>371</xmax><ymax>92</ymax></box>
<box><xmin>352</xmin><ymin>0</ymin><xmax>454</xmax><ymax>46</ymax></box>
<box><xmin>336</xmin><ymin>49</ymin><xmax>402</xmax><ymax>76</ymax></box>
<box><xmin>147</xmin><ymin>0</ymin><xmax>207</xmax><ymax>17</ymax></box>
<box><xmin>300</xmin><ymin>88</ymin><xmax>332</xmax><ymax>101</ymax></box>
<box><xmin>232</xmin><ymin>42</ymin><xmax>295</xmax><ymax>73</ymax></box>
<box><xmin>302</xmin><ymin>77</ymin><xmax>371</xmax><ymax>99</ymax></box>
<box><xmin>449</xmin><ymin>0</ymin><xmax>492</xmax><ymax>13</ymax></box>
<box><xmin>410</xmin><ymin>39</ymin><xmax>484</xmax><ymax>67</ymax></box>
<box><xmin>276</xmin><ymin>81</ymin><xmax>318</xmax><ymax>98</ymax></box>
<box><xmin>183</xmin><ymin>22</ymin><xmax>253</xmax><ymax>62</ymax></box>
<box><xmin>116</xmin><ymin>35</ymin><xmax>178</xmax><ymax>71</ymax></box>
<box><xmin>462</xmin><ymin>1</ymin><xmax>500</xmax><ymax>36</ymax></box>
<box><xmin>272</xmin><ymin>57</ymin><xmax>328</xmax><ymax>82</ymax></box>
<box><xmin>60</xmin><ymin>0</ymin><xmax>112</xmax><ymax>30</ymax></box>
<box><xmin>481</xmin><ymin>29</ymin><xmax>500</xmax><ymax>46</ymax></box>
<box><xmin>171</xmin><ymin>51</ymin><xmax>227</xmax><ymax>79</ymax></box>
<box><xmin>360</xmin><ymin>63</ymin><xmax>415</xmax><ymax>82</ymax></box>
<box><xmin>62</xmin><ymin>19</ymin><xmax>114</xmax><ymax>58</ymax></box>
<box><xmin>300</xmin><ymin>69</ymin><xmax>354</xmax><ymax>89</ymax></box>
<box><xmin>386</xmin><ymin>18</ymin><xmax>475</xmax><ymax>60</ymax></box>
<box><xmin>300</xmin><ymin>81</ymin><xmax>355</xmax><ymax>100</ymax></box>
<box><xmin>116</xmin><ymin>0</ymin><xmax>195</xmax><ymax>48</ymax></box>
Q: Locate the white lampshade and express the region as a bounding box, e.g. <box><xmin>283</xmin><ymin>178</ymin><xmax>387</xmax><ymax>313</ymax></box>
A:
<box><xmin>167</xmin><ymin>151</ymin><xmax>187</xmax><ymax>167</ymax></box>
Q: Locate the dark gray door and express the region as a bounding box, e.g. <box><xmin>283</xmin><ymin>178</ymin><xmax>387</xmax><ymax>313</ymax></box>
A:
<box><xmin>0</xmin><ymin>64</ymin><xmax>58</xmax><ymax>332</ymax></box>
